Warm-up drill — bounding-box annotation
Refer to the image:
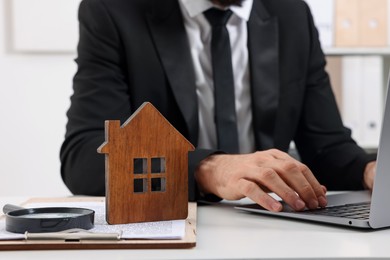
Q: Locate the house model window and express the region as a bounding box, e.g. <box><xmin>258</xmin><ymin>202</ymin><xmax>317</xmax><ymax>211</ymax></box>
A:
<box><xmin>133</xmin><ymin>157</ymin><xmax>166</xmax><ymax>193</ymax></box>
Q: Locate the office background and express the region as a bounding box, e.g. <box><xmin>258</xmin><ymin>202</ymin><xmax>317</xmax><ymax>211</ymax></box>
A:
<box><xmin>0</xmin><ymin>0</ymin><xmax>389</xmax><ymax>197</ymax></box>
<box><xmin>0</xmin><ymin>0</ymin><xmax>78</xmax><ymax>196</ymax></box>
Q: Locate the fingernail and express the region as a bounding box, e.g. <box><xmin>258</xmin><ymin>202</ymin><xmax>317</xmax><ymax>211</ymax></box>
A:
<box><xmin>272</xmin><ymin>202</ymin><xmax>282</xmax><ymax>212</ymax></box>
<box><xmin>318</xmin><ymin>196</ymin><xmax>327</xmax><ymax>207</ymax></box>
<box><xmin>295</xmin><ymin>199</ymin><xmax>306</xmax><ymax>210</ymax></box>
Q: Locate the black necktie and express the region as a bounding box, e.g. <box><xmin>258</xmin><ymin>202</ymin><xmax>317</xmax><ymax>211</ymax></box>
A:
<box><xmin>204</xmin><ymin>8</ymin><xmax>239</xmax><ymax>154</ymax></box>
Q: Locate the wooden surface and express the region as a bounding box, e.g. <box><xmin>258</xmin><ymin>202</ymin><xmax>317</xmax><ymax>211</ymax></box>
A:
<box><xmin>0</xmin><ymin>197</ymin><xmax>197</xmax><ymax>250</ymax></box>
<box><xmin>98</xmin><ymin>102</ymin><xmax>194</xmax><ymax>224</ymax></box>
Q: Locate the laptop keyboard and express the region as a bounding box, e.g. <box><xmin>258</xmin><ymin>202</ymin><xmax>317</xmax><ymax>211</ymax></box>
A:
<box><xmin>302</xmin><ymin>202</ymin><xmax>371</xmax><ymax>220</ymax></box>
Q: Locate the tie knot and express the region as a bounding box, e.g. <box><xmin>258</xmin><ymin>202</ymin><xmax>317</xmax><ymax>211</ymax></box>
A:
<box><xmin>204</xmin><ymin>8</ymin><xmax>233</xmax><ymax>27</ymax></box>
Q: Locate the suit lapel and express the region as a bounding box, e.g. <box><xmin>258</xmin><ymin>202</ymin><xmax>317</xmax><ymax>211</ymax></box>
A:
<box><xmin>248</xmin><ymin>0</ymin><xmax>280</xmax><ymax>150</ymax></box>
<box><xmin>146</xmin><ymin>0</ymin><xmax>199</xmax><ymax>144</ymax></box>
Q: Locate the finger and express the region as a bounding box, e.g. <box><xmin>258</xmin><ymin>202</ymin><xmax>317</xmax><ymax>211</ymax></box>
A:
<box><xmin>254</xmin><ymin>167</ymin><xmax>306</xmax><ymax>211</ymax></box>
<box><xmin>299</xmin><ymin>163</ymin><xmax>327</xmax><ymax>207</ymax></box>
<box><xmin>237</xmin><ymin>178</ymin><xmax>282</xmax><ymax>212</ymax></box>
<box><xmin>272</xmin><ymin>160</ymin><xmax>319</xmax><ymax>209</ymax></box>
<box><xmin>263</xmin><ymin>156</ymin><xmax>327</xmax><ymax>209</ymax></box>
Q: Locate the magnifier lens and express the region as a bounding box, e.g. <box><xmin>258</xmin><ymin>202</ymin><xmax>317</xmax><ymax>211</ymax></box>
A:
<box><xmin>3</xmin><ymin>205</ymin><xmax>95</xmax><ymax>233</ymax></box>
<box><xmin>17</xmin><ymin>213</ymin><xmax>84</xmax><ymax>219</ymax></box>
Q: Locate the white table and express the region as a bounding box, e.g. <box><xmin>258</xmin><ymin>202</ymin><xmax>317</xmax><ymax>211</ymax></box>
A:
<box><xmin>0</xmin><ymin>196</ymin><xmax>389</xmax><ymax>259</ymax></box>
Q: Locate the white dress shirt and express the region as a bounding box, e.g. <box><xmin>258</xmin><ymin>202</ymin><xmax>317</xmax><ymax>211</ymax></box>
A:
<box><xmin>178</xmin><ymin>0</ymin><xmax>255</xmax><ymax>154</ymax></box>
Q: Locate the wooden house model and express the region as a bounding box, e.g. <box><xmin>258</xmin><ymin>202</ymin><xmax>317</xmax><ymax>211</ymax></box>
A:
<box><xmin>97</xmin><ymin>102</ymin><xmax>194</xmax><ymax>224</ymax></box>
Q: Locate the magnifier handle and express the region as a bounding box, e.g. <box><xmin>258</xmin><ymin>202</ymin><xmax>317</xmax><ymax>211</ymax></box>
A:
<box><xmin>3</xmin><ymin>204</ymin><xmax>25</xmax><ymax>214</ymax></box>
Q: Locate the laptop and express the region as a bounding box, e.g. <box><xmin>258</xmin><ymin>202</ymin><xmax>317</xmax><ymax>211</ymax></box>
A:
<box><xmin>236</xmin><ymin>74</ymin><xmax>390</xmax><ymax>229</ymax></box>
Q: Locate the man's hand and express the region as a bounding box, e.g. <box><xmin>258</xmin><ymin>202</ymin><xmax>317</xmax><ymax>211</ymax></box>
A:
<box><xmin>195</xmin><ymin>149</ymin><xmax>327</xmax><ymax>212</ymax></box>
<box><xmin>363</xmin><ymin>161</ymin><xmax>376</xmax><ymax>190</ymax></box>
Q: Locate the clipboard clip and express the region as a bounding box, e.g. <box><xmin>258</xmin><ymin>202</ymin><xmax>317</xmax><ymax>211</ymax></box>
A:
<box><xmin>25</xmin><ymin>228</ymin><xmax>122</xmax><ymax>241</ymax></box>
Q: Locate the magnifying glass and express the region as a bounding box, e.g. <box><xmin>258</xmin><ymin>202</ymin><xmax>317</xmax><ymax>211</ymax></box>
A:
<box><xmin>3</xmin><ymin>204</ymin><xmax>95</xmax><ymax>234</ymax></box>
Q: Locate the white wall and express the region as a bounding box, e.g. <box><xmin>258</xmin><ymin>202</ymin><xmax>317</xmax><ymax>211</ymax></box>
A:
<box><xmin>0</xmin><ymin>0</ymin><xmax>76</xmax><ymax>196</ymax></box>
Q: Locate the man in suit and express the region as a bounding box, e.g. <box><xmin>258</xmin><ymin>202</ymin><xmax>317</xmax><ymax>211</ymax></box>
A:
<box><xmin>60</xmin><ymin>0</ymin><xmax>376</xmax><ymax>212</ymax></box>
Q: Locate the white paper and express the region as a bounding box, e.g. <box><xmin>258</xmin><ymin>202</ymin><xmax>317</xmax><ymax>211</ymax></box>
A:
<box><xmin>0</xmin><ymin>201</ymin><xmax>185</xmax><ymax>240</ymax></box>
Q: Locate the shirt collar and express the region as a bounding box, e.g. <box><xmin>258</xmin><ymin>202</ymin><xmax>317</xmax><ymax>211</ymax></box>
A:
<box><xmin>179</xmin><ymin>0</ymin><xmax>253</xmax><ymax>21</ymax></box>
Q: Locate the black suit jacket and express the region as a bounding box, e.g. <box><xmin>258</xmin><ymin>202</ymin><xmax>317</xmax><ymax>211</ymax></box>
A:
<box><xmin>60</xmin><ymin>0</ymin><xmax>375</xmax><ymax>199</ymax></box>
